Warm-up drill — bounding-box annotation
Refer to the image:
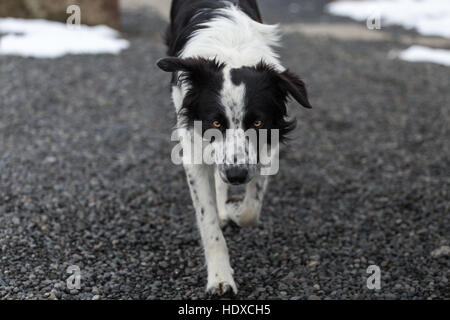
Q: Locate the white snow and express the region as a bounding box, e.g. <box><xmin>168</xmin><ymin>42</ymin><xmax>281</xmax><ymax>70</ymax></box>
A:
<box><xmin>398</xmin><ymin>45</ymin><xmax>450</xmax><ymax>66</ymax></box>
<box><xmin>0</xmin><ymin>18</ymin><xmax>129</xmax><ymax>58</ymax></box>
<box><xmin>326</xmin><ymin>0</ymin><xmax>450</xmax><ymax>39</ymax></box>
<box><xmin>326</xmin><ymin>0</ymin><xmax>450</xmax><ymax>67</ymax></box>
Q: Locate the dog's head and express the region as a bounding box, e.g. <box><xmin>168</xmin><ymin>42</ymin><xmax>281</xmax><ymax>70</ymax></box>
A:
<box><xmin>157</xmin><ymin>57</ymin><xmax>311</xmax><ymax>185</ymax></box>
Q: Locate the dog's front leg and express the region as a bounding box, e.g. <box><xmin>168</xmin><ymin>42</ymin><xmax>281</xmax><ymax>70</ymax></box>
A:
<box><xmin>184</xmin><ymin>164</ymin><xmax>237</xmax><ymax>295</ymax></box>
<box><xmin>214</xmin><ymin>167</ymin><xmax>231</xmax><ymax>228</ymax></box>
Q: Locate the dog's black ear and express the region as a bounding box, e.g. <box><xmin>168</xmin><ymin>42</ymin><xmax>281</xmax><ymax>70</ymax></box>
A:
<box><xmin>277</xmin><ymin>69</ymin><xmax>312</xmax><ymax>109</ymax></box>
<box><xmin>156</xmin><ymin>57</ymin><xmax>224</xmax><ymax>84</ymax></box>
<box><xmin>156</xmin><ymin>57</ymin><xmax>189</xmax><ymax>72</ymax></box>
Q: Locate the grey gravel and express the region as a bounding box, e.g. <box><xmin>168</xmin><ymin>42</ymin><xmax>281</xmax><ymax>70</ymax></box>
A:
<box><xmin>0</xmin><ymin>0</ymin><xmax>449</xmax><ymax>300</ymax></box>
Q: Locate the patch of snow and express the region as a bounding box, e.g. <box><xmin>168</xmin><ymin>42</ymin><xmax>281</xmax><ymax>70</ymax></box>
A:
<box><xmin>0</xmin><ymin>18</ymin><xmax>129</xmax><ymax>59</ymax></box>
<box><xmin>398</xmin><ymin>45</ymin><xmax>450</xmax><ymax>66</ymax></box>
<box><xmin>326</xmin><ymin>0</ymin><xmax>450</xmax><ymax>39</ymax></box>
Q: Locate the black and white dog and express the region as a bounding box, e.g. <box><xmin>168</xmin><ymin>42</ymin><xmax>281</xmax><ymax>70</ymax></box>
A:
<box><xmin>157</xmin><ymin>0</ymin><xmax>311</xmax><ymax>295</ymax></box>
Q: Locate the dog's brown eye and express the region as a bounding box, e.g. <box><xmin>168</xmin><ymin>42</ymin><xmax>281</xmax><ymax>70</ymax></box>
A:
<box><xmin>213</xmin><ymin>121</ymin><xmax>222</xmax><ymax>128</ymax></box>
<box><xmin>253</xmin><ymin>120</ymin><xmax>263</xmax><ymax>127</ymax></box>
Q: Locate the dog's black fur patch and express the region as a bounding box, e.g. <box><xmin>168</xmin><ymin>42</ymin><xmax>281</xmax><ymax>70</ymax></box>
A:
<box><xmin>158</xmin><ymin>57</ymin><xmax>228</xmax><ymax>133</ymax></box>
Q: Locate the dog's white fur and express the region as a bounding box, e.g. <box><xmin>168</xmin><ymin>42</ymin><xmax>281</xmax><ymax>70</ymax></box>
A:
<box><xmin>181</xmin><ymin>6</ymin><xmax>283</xmax><ymax>70</ymax></box>
<box><xmin>172</xmin><ymin>5</ymin><xmax>282</xmax><ymax>295</ymax></box>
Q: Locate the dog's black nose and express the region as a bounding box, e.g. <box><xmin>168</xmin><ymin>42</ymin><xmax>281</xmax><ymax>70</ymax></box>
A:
<box><xmin>226</xmin><ymin>167</ymin><xmax>249</xmax><ymax>185</ymax></box>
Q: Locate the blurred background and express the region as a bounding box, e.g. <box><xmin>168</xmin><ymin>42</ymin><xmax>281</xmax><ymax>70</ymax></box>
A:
<box><xmin>0</xmin><ymin>0</ymin><xmax>448</xmax><ymax>300</ymax></box>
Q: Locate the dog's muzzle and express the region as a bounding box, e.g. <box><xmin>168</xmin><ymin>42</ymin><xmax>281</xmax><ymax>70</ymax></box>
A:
<box><xmin>218</xmin><ymin>164</ymin><xmax>257</xmax><ymax>185</ymax></box>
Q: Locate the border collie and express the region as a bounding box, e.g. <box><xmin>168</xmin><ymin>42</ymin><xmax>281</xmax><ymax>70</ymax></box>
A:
<box><xmin>157</xmin><ymin>0</ymin><xmax>311</xmax><ymax>295</ymax></box>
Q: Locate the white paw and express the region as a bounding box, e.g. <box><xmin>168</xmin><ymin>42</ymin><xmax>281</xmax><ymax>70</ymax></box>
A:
<box><xmin>206</xmin><ymin>277</ymin><xmax>238</xmax><ymax>296</ymax></box>
<box><xmin>218</xmin><ymin>201</ymin><xmax>241</xmax><ymax>228</ymax></box>
<box><xmin>206</xmin><ymin>264</ymin><xmax>237</xmax><ymax>295</ymax></box>
<box><xmin>234</xmin><ymin>205</ymin><xmax>260</xmax><ymax>227</ymax></box>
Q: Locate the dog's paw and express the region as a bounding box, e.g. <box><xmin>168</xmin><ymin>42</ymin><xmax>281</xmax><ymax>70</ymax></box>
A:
<box><xmin>234</xmin><ymin>205</ymin><xmax>260</xmax><ymax>227</ymax></box>
<box><xmin>206</xmin><ymin>264</ymin><xmax>237</xmax><ymax>296</ymax></box>
<box><xmin>206</xmin><ymin>278</ymin><xmax>238</xmax><ymax>296</ymax></box>
<box><xmin>218</xmin><ymin>200</ymin><xmax>242</xmax><ymax>229</ymax></box>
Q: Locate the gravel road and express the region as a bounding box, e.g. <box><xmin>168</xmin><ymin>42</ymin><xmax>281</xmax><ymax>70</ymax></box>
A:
<box><xmin>0</xmin><ymin>0</ymin><xmax>449</xmax><ymax>300</ymax></box>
